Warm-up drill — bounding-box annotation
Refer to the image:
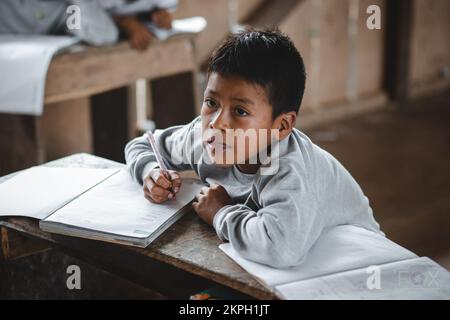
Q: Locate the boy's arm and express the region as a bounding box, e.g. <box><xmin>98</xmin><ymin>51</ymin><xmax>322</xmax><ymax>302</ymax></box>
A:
<box><xmin>124</xmin><ymin>117</ymin><xmax>201</xmax><ymax>185</ymax></box>
<box><xmin>212</xmin><ymin>168</ymin><xmax>323</xmax><ymax>269</ymax></box>
<box><xmin>113</xmin><ymin>15</ymin><xmax>154</xmax><ymax>51</ymax></box>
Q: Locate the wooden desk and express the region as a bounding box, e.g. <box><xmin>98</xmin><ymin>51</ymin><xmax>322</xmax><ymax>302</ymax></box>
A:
<box><xmin>0</xmin><ymin>153</ymin><xmax>276</xmax><ymax>299</ymax></box>
<box><xmin>45</xmin><ymin>37</ymin><xmax>197</xmax><ymax>104</ymax></box>
<box><xmin>0</xmin><ymin>36</ymin><xmax>199</xmax><ymax>176</ymax></box>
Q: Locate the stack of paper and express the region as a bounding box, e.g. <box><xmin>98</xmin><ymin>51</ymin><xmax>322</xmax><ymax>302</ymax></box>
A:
<box><xmin>0</xmin><ymin>35</ymin><xmax>79</xmax><ymax>115</ymax></box>
<box><xmin>220</xmin><ymin>225</ymin><xmax>450</xmax><ymax>299</ymax></box>
<box><xmin>146</xmin><ymin>16</ymin><xmax>207</xmax><ymax>41</ymax></box>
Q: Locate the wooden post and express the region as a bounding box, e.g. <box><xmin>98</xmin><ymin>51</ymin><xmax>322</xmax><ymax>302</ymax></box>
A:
<box><xmin>150</xmin><ymin>72</ymin><xmax>197</xmax><ymax>129</ymax></box>
<box><xmin>384</xmin><ymin>0</ymin><xmax>414</xmax><ymax>106</ymax></box>
<box><xmin>91</xmin><ymin>87</ymin><xmax>129</xmax><ymax>163</ymax></box>
<box><xmin>1</xmin><ymin>227</ymin><xmax>10</xmax><ymax>261</ymax></box>
<box><xmin>0</xmin><ymin>226</ymin><xmax>51</xmax><ymax>261</ymax></box>
<box><xmin>41</xmin><ymin>97</ymin><xmax>93</xmax><ymax>161</ymax></box>
<box><xmin>0</xmin><ymin>114</ymin><xmax>45</xmax><ymax>176</ymax></box>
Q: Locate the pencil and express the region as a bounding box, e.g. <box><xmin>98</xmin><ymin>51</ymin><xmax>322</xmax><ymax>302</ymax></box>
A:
<box><xmin>146</xmin><ymin>131</ymin><xmax>175</xmax><ymax>197</ymax></box>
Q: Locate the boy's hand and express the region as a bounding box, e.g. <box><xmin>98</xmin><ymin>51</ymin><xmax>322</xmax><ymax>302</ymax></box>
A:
<box><xmin>114</xmin><ymin>16</ymin><xmax>154</xmax><ymax>51</ymax></box>
<box><xmin>150</xmin><ymin>9</ymin><xmax>173</xmax><ymax>29</ymax></box>
<box><xmin>192</xmin><ymin>185</ymin><xmax>232</xmax><ymax>226</ymax></box>
<box><xmin>143</xmin><ymin>169</ymin><xmax>181</xmax><ymax>203</ymax></box>
<box><xmin>128</xmin><ymin>21</ymin><xmax>154</xmax><ymax>51</ymax></box>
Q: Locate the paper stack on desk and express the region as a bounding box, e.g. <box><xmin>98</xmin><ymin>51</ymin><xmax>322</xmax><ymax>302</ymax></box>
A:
<box><xmin>146</xmin><ymin>16</ymin><xmax>207</xmax><ymax>41</ymax></box>
<box><xmin>0</xmin><ymin>35</ymin><xmax>79</xmax><ymax>115</ymax></box>
<box><xmin>0</xmin><ymin>166</ymin><xmax>203</xmax><ymax>247</ymax></box>
<box><xmin>220</xmin><ymin>225</ymin><xmax>450</xmax><ymax>300</ymax></box>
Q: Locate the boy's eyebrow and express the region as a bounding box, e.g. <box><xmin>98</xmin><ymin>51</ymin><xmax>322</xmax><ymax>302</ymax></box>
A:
<box><xmin>206</xmin><ymin>89</ymin><xmax>220</xmax><ymax>97</ymax></box>
<box><xmin>205</xmin><ymin>90</ymin><xmax>255</xmax><ymax>106</ymax></box>
<box><xmin>230</xmin><ymin>96</ymin><xmax>255</xmax><ymax>105</ymax></box>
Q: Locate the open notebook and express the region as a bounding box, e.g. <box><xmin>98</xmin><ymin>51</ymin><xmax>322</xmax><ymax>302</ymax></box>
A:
<box><xmin>0</xmin><ymin>166</ymin><xmax>203</xmax><ymax>247</ymax></box>
<box><xmin>220</xmin><ymin>225</ymin><xmax>450</xmax><ymax>299</ymax></box>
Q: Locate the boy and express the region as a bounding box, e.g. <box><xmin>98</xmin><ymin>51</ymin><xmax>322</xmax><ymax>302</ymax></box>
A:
<box><xmin>125</xmin><ymin>28</ymin><xmax>382</xmax><ymax>268</ymax></box>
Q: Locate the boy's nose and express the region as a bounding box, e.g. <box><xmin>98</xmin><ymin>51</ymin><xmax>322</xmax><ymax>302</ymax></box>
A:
<box><xmin>210</xmin><ymin>110</ymin><xmax>230</xmax><ymax>130</ymax></box>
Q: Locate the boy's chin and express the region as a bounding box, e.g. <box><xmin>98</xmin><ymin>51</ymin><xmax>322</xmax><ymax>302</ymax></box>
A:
<box><xmin>208</xmin><ymin>157</ymin><xmax>234</xmax><ymax>168</ymax></box>
<box><xmin>206</xmin><ymin>149</ymin><xmax>254</xmax><ymax>167</ymax></box>
<box><xmin>205</xmin><ymin>147</ymin><xmax>234</xmax><ymax>167</ymax></box>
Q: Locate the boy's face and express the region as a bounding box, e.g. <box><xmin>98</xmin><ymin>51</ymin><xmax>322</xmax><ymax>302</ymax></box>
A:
<box><xmin>201</xmin><ymin>72</ymin><xmax>279</xmax><ymax>168</ymax></box>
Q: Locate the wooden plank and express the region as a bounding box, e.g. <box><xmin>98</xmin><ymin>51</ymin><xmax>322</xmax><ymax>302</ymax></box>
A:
<box><xmin>0</xmin><ymin>153</ymin><xmax>276</xmax><ymax>299</ymax></box>
<box><xmin>409</xmin><ymin>0</ymin><xmax>450</xmax><ymax>90</ymax></box>
<box><xmin>357</xmin><ymin>0</ymin><xmax>386</xmax><ymax>97</ymax></box>
<box><xmin>41</xmin><ymin>97</ymin><xmax>93</xmax><ymax>161</ymax></box>
<box><xmin>174</xmin><ymin>0</ymin><xmax>230</xmax><ymax>66</ymax></box>
<box><xmin>0</xmin><ymin>114</ymin><xmax>45</xmax><ymax>176</ymax></box>
<box><xmin>1</xmin><ymin>227</ymin><xmax>9</xmax><ymax>260</ymax></box>
<box><xmin>297</xmin><ymin>92</ymin><xmax>388</xmax><ymax>130</ymax></box>
<box><xmin>90</xmin><ymin>87</ymin><xmax>129</xmax><ymax>163</ymax></box>
<box><xmin>44</xmin><ymin>37</ymin><xmax>196</xmax><ymax>104</ymax></box>
<box><xmin>243</xmin><ymin>0</ymin><xmax>303</xmax><ymax>27</ymax></box>
<box><xmin>0</xmin><ymin>227</ymin><xmax>50</xmax><ymax>261</ymax></box>
<box><xmin>151</xmin><ymin>72</ymin><xmax>197</xmax><ymax>128</ymax></box>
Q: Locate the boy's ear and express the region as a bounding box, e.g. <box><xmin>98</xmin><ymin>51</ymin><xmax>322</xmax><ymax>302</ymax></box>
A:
<box><xmin>274</xmin><ymin>111</ymin><xmax>297</xmax><ymax>140</ymax></box>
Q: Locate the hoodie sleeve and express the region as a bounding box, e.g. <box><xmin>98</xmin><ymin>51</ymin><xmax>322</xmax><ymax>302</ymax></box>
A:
<box><xmin>124</xmin><ymin>116</ymin><xmax>202</xmax><ymax>185</ymax></box>
<box><xmin>212</xmin><ymin>160</ymin><xmax>324</xmax><ymax>268</ymax></box>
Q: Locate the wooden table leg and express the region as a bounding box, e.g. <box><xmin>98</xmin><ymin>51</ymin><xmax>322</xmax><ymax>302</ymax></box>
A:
<box><xmin>0</xmin><ymin>226</ymin><xmax>51</xmax><ymax>262</ymax></box>
<box><xmin>0</xmin><ymin>114</ymin><xmax>45</xmax><ymax>176</ymax></box>
<box><xmin>1</xmin><ymin>227</ymin><xmax>10</xmax><ymax>261</ymax></box>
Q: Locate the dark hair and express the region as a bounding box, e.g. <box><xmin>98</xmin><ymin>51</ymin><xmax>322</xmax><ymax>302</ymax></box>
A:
<box><xmin>207</xmin><ymin>27</ymin><xmax>306</xmax><ymax>118</ymax></box>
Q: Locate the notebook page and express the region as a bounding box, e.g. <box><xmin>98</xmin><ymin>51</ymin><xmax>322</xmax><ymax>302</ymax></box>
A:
<box><xmin>0</xmin><ymin>167</ymin><xmax>119</xmax><ymax>219</ymax></box>
<box><xmin>219</xmin><ymin>225</ymin><xmax>417</xmax><ymax>288</ymax></box>
<box><xmin>276</xmin><ymin>257</ymin><xmax>450</xmax><ymax>300</ymax></box>
<box><xmin>43</xmin><ymin>170</ymin><xmax>203</xmax><ymax>238</ymax></box>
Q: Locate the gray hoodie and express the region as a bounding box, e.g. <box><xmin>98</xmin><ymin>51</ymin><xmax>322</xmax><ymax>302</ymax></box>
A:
<box><xmin>125</xmin><ymin>117</ymin><xmax>382</xmax><ymax>268</ymax></box>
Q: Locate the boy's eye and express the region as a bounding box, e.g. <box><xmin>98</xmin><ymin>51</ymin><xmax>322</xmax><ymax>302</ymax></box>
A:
<box><xmin>205</xmin><ymin>99</ymin><xmax>217</xmax><ymax>108</ymax></box>
<box><xmin>234</xmin><ymin>107</ymin><xmax>249</xmax><ymax>117</ymax></box>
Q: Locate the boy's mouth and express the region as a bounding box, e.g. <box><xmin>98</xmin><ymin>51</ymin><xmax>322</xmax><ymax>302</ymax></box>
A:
<box><xmin>205</xmin><ymin>135</ymin><xmax>230</xmax><ymax>151</ymax></box>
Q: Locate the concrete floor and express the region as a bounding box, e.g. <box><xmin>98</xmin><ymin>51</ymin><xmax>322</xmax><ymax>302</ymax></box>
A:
<box><xmin>306</xmin><ymin>90</ymin><xmax>450</xmax><ymax>269</ymax></box>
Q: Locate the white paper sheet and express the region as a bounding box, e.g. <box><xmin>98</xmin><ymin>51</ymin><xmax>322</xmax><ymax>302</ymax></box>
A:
<box><xmin>0</xmin><ymin>167</ymin><xmax>119</xmax><ymax>219</ymax></box>
<box><xmin>220</xmin><ymin>225</ymin><xmax>417</xmax><ymax>288</ymax></box>
<box><xmin>0</xmin><ymin>35</ymin><xmax>79</xmax><ymax>115</ymax></box>
<box><xmin>146</xmin><ymin>16</ymin><xmax>207</xmax><ymax>41</ymax></box>
<box><xmin>277</xmin><ymin>257</ymin><xmax>450</xmax><ymax>300</ymax></box>
<box><xmin>43</xmin><ymin>169</ymin><xmax>203</xmax><ymax>238</ymax></box>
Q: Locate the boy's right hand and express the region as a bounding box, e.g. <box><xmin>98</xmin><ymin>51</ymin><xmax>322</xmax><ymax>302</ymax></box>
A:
<box><xmin>143</xmin><ymin>169</ymin><xmax>181</xmax><ymax>203</ymax></box>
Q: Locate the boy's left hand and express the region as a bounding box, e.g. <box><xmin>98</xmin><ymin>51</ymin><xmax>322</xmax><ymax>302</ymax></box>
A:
<box><xmin>193</xmin><ymin>185</ymin><xmax>232</xmax><ymax>226</ymax></box>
